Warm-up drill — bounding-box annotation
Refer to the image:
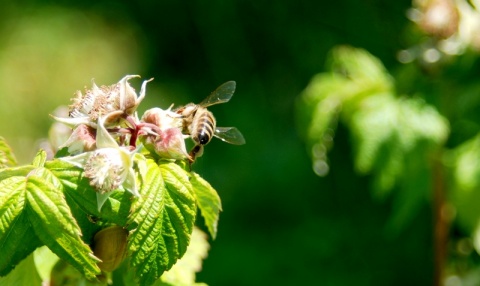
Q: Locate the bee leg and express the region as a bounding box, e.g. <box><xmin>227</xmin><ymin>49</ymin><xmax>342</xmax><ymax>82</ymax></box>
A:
<box><xmin>188</xmin><ymin>145</ymin><xmax>204</xmax><ymax>168</ymax></box>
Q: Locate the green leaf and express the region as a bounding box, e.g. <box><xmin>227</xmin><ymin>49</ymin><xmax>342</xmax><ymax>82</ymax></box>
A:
<box><xmin>296</xmin><ymin>46</ymin><xmax>450</xmax><ymax>232</ymax></box>
<box><xmin>190</xmin><ymin>173</ymin><xmax>222</xmax><ymax>239</ymax></box>
<box><xmin>33</xmin><ymin>246</ymin><xmax>60</xmax><ymax>282</ymax></box>
<box><xmin>0</xmin><ymin>254</ymin><xmax>42</xmax><ymax>286</ymax></box>
<box><xmin>159</xmin><ymin>227</ymin><xmax>210</xmax><ymax>286</ymax></box>
<box><xmin>350</xmin><ymin>96</ymin><xmax>448</xmax><ymax>197</ymax></box>
<box><xmin>296</xmin><ymin>46</ymin><xmax>395</xmax><ymax>176</ymax></box>
<box><xmin>50</xmin><ymin>259</ymin><xmax>107</xmax><ymax>286</ymax></box>
<box><xmin>24</xmin><ymin>167</ymin><xmax>101</xmax><ymax>279</ymax></box>
<box><xmin>0</xmin><ymin>166</ymin><xmax>35</xmax><ymax>181</ymax></box>
<box><xmin>32</xmin><ymin>149</ymin><xmax>47</xmax><ymax>167</ymax></box>
<box><xmin>0</xmin><ymin>137</ymin><xmax>17</xmax><ymax>168</ymax></box>
<box><xmin>327</xmin><ymin>46</ymin><xmax>393</xmax><ymax>95</ymax></box>
<box><xmin>128</xmin><ymin>159</ymin><xmax>196</xmax><ymax>286</ymax></box>
<box><xmin>449</xmin><ymin>134</ymin><xmax>480</xmax><ymax>232</ymax></box>
<box><xmin>0</xmin><ymin>174</ymin><xmax>42</xmax><ymax>276</ymax></box>
<box><xmin>46</xmin><ymin>159</ymin><xmax>132</xmax><ymax>227</ymax></box>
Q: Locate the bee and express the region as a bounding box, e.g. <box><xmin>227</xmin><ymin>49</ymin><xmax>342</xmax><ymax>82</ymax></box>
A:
<box><xmin>175</xmin><ymin>81</ymin><xmax>245</xmax><ymax>162</ymax></box>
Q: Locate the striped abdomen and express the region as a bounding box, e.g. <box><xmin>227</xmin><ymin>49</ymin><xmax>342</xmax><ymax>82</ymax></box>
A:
<box><xmin>193</xmin><ymin>109</ymin><xmax>216</xmax><ymax>145</ymax></box>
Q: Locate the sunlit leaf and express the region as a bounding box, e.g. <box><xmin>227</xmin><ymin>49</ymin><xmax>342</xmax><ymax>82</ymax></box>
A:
<box><xmin>0</xmin><ymin>137</ymin><xmax>17</xmax><ymax>168</ymax></box>
<box><xmin>32</xmin><ymin>149</ymin><xmax>47</xmax><ymax>168</ymax></box>
<box><xmin>0</xmin><ymin>173</ymin><xmax>42</xmax><ymax>276</ymax></box>
<box><xmin>24</xmin><ymin>167</ymin><xmax>101</xmax><ymax>279</ymax></box>
<box><xmin>128</xmin><ymin>159</ymin><xmax>196</xmax><ymax>285</ymax></box>
<box><xmin>46</xmin><ymin>159</ymin><xmax>132</xmax><ymax>227</ymax></box>
<box><xmin>159</xmin><ymin>227</ymin><xmax>210</xmax><ymax>286</ymax></box>
<box><xmin>190</xmin><ymin>173</ymin><xmax>222</xmax><ymax>239</ymax></box>
<box><xmin>33</xmin><ymin>246</ymin><xmax>60</xmax><ymax>283</ymax></box>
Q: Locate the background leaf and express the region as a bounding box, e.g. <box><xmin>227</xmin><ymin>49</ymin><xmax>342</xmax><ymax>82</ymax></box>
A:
<box><xmin>297</xmin><ymin>47</ymin><xmax>449</xmax><ymax>233</ymax></box>
<box><xmin>0</xmin><ymin>254</ymin><xmax>41</xmax><ymax>286</ymax></box>
<box><xmin>0</xmin><ymin>137</ymin><xmax>17</xmax><ymax>168</ymax></box>
<box><xmin>159</xmin><ymin>227</ymin><xmax>210</xmax><ymax>286</ymax></box>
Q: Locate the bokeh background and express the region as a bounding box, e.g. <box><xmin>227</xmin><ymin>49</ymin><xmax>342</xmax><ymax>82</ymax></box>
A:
<box><xmin>3</xmin><ymin>0</ymin><xmax>480</xmax><ymax>285</ymax></box>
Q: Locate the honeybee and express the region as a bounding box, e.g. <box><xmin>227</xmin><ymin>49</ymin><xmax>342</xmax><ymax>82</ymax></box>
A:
<box><xmin>175</xmin><ymin>81</ymin><xmax>245</xmax><ymax>162</ymax></box>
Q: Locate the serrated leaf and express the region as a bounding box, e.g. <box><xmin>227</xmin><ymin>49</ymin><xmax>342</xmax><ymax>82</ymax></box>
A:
<box><xmin>0</xmin><ymin>212</ymin><xmax>43</xmax><ymax>277</ymax></box>
<box><xmin>190</xmin><ymin>173</ymin><xmax>222</xmax><ymax>239</ymax></box>
<box><xmin>0</xmin><ymin>137</ymin><xmax>17</xmax><ymax>168</ymax></box>
<box><xmin>24</xmin><ymin>167</ymin><xmax>101</xmax><ymax>279</ymax></box>
<box><xmin>32</xmin><ymin>149</ymin><xmax>47</xmax><ymax>167</ymax></box>
<box><xmin>0</xmin><ymin>174</ymin><xmax>42</xmax><ymax>276</ymax></box>
<box><xmin>46</xmin><ymin>160</ymin><xmax>132</xmax><ymax>227</ymax></box>
<box><xmin>128</xmin><ymin>159</ymin><xmax>196</xmax><ymax>286</ymax></box>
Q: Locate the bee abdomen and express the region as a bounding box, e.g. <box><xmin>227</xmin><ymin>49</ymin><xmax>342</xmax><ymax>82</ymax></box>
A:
<box><xmin>196</xmin><ymin>112</ymin><xmax>215</xmax><ymax>145</ymax></box>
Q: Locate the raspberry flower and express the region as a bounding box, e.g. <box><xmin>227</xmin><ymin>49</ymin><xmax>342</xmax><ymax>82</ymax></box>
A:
<box><xmin>140</xmin><ymin>107</ymin><xmax>191</xmax><ymax>160</ymax></box>
<box><xmin>52</xmin><ymin>75</ymin><xmax>152</xmax><ymax>128</ymax></box>
<box><xmin>60</xmin><ymin>111</ymin><xmax>139</xmax><ymax>210</ymax></box>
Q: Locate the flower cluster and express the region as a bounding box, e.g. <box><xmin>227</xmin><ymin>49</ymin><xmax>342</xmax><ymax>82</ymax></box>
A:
<box><xmin>53</xmin><ymin>75</ymin><xmax>190</xmax><ymax>210</ymax></box>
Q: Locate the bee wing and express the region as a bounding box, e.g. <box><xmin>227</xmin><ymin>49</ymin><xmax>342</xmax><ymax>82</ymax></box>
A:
<box><xmin>214</xmin><ymin>127</ymin><xmax>246</xmax><ymax>145</ymax></box>
<box><xmin>200</xmin><ymin>81</ymin><xmax>236</xmax><ymax>107</ymax></box>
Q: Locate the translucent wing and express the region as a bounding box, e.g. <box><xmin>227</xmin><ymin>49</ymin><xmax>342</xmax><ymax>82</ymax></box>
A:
<box><xmin>214</xmin><ymin>127</ymin><xmax>246</xmax><ymax>145</ymax></box>
<box><xmin>200</xmin><ymin>81</ymin><xmax>236</xmax><ymax>107</ymax></box>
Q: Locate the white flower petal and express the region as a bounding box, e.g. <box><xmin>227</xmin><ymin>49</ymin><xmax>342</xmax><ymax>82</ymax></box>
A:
<box><xmin>123</xmin><ymin>168</ymin><xmax>139</xmax><ymax>197</ymax></box>
<box><xmin>96</xmin><ymin>111</ymin><xmax>123</xmax><ymax>149</ymax></box>
<box><xmin>96</xmin><ymin>191</ymin><xmax>112</xmax><ymax>211</ymax></box>
<box><xmin>50</xmin><ymin>114</ymin><xmax>91</xmax><ymax>127</ymax></box>
<box><xmin>59</xmin><ymin>152</ymin><xmax>91</xmax><ymax>168</ymax></box>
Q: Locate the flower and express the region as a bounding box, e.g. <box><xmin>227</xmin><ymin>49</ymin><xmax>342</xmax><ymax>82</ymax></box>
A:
<box><xmin>141</xmin><ymin>107</ymin><xmax>183</xmax><ymax>131</ymax></box>
<box><xmin>61</xmin><ymin>111</ymin><xmax>139</xmax><ymax>211</ymax></box>
<box><xmin>140</xmin><ymin>107</ymin><xmax>191</xmax><ymax>160</ymax></box>
<box><xmin>60</xmin><ymin>124</ymin><xmax>97</xmax><ymax>155</ymax></box>
<box><xmin>52</xmin><ymin>75</ymin><xmax>152</xmax><ymax>128</ymax></box>
<box><xmin>143</xmin><ymin>127</ymin><xmax>191</xmax><ymax>160</ymax></box>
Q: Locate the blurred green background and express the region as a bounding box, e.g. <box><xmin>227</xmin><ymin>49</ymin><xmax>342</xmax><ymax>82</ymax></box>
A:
<box><xmin>4</xmin><ymin>0</ymin><xmax>480</xmax><ymax>285</ymax></box>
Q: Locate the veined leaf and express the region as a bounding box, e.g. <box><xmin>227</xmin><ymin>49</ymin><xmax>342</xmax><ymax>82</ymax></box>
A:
<box><xmin>0</xmin><ymin>212</ymin><xmax>42</xmax><ymax>277</ymax></box>
<box><xmin>46</xmin><ymin>159</ymin><xmax>132</xmax><ymax>227</ymax></box>
<box><xmin>32</xmin><ymin>150</ymin><xmax>47</xmax><ymax>168</ymax></box>
<box><xmin>128</xmin><ymin>159</ymin><xmax>196</xmax><ymax>286</ymax></box>
<box><xmin>24</xmin><ymin>167</ymin><xmax>101</xmax><ymax>279</ymax></box>
<box><xmin>0</xmin><ymin>137</ymin><xmax>17</xmax><ymax>168</ymax></box>
<box><xmin>190</xmin><ymin>173</ymin><xmax>222</xmax><ymax>239</ymax></box>
<box><xmin>0</xmin><ymin>174</ymin><xmax>42</xmax><ymax>276</ymax></box>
